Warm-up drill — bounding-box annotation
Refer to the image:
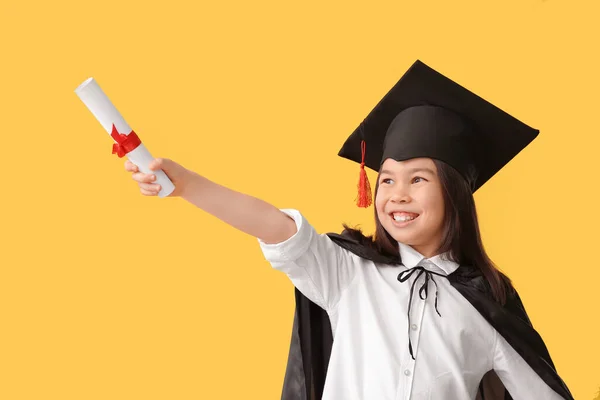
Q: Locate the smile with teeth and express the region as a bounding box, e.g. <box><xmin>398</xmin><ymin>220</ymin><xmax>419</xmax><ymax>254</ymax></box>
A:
<box><xmin>391</xmin><ymin>212</ymin><xmax>419</xmax><ymax>222</ymax></box>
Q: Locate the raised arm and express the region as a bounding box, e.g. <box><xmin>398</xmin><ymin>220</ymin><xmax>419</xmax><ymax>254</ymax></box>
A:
<box><xmin>126</xmin><ymin>158</ymin><xmax>360</xmax><ymax>311</ymax></box>
<box><xmin>125</xmin><ymin>158</ymin><xmax>297</xmax><ymax>244</ymax></box>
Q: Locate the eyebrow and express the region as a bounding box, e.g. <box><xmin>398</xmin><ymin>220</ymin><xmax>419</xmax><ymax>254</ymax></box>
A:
<box><xmin>380</xmin><ymin>167</ymin><xmax>436</xmax><ymax>176</ymax></box>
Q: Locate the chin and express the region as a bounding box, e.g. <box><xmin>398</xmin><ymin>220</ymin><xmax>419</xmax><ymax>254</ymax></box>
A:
<box><xmin>383</xmin><ymin>225</ymin><xmax>419</xmax><ymax>245</ymax></box>
<box><xmin>392</xmin><ymin>235</ymin><xmax>419</xmax><ymax>246</ymax></box>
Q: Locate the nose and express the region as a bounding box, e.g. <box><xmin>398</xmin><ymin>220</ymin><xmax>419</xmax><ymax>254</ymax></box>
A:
<box><xmin>390</xmin><ymin>187</ymin><xmax>411</xmax><ymax>203</ymax></box>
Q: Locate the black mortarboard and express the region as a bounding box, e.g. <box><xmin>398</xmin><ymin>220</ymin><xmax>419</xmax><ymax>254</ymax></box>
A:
<box><xmin>338</xmin><ymin>59</ymin><xmax>539</xmax><ymax>207</ymax></box>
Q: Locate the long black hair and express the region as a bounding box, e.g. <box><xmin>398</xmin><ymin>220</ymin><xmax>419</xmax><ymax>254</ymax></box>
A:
<box><xmin>342</xmin><ymin>159</ymin><xmax>512</xmax><ymax>305</ymax></box>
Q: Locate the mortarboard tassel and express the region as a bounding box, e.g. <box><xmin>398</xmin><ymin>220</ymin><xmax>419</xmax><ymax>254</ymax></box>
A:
<box><xmin>356</xmin><ymin>140</ymin><xmax>372</xmax><ymax>208</ymax></box>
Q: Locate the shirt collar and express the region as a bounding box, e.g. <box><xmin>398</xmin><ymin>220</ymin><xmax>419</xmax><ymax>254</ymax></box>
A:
<box><xmin>397</xmin><ymin>242</ymin><xmax>460</xmax><ymax>276</ymax></box>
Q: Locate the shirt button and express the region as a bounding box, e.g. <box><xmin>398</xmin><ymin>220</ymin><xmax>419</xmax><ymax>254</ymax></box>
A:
<box><xmin>404</xmin><ymin>369</ymin><xmax>411</xmax><ymax>376</ymax></box>
<box><xmin>411</xmin><ymin>324</ymin><xmax>418</xmax><ymax>331</ymax></box>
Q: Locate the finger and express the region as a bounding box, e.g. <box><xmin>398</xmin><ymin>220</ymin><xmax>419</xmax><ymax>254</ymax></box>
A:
<box><xmin>139</xmin><ymin>182</ymin><xmax>161</xmax><ymax>192</ymax></box>
<box><xmin>140</xmin><ymin>187</ymin><xmax>158</xmax><ymax>196</ymax></box>
<box><xmin>132</xmin><ymin>172</ymin><xmax>156</xmax><ymax>183</ymax></box>
<box><xmin>124</xmin><ymin>160</ymin><xmax>138</xmax><ymax>172</ymax></box>
<box><xmin>149</xmin><ymin>158</ymin><xmax>167</xmax><ymax>171</ymax></box>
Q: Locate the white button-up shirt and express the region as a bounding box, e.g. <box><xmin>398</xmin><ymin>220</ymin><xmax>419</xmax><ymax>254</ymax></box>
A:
<box><xmin>258</xmin><ymin>209</ymin><xmax>562</xmax><ymax>400</ymax></box>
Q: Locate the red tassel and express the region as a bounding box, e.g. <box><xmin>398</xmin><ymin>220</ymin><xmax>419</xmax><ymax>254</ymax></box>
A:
<box><xmin>356</xmin><ymin>140</ymin><xmax>372</xmax><ymax>208</ymax></box>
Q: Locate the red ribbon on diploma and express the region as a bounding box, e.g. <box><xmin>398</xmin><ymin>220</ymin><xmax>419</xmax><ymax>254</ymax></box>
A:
<box><xmin>110</xmin><ymin>124</ymin><xmax>142</xmax><ymax>158</ymax></box>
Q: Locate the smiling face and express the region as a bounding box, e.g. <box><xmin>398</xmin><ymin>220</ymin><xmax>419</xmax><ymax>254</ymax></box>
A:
<box><xmin>375</xmin><ymin>157</ymin><xmax>446</xmax><ymax>258</ymax></box>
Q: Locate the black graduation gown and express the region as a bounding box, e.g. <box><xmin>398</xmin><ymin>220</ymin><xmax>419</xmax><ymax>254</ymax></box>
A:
<box><xmin>279</xmin><ymin>231</ymin><xmax>574</xmax><ymax>400</ymax></box>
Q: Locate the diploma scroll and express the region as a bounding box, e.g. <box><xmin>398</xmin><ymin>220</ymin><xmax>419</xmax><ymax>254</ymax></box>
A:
<box><xmin>75</xmin><ymin>78</ymin><xmax>175</xmax><ymax>198</ymax></box>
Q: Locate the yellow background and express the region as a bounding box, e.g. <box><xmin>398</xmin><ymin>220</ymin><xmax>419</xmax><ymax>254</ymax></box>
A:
<box><xmin>0</xmin><ymin>0</ymin><xmax>598</xmax><ymax>398</ymax></box>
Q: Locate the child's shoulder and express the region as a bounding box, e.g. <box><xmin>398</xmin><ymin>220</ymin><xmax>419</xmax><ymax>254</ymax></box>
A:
<box><xmin>325</xmin><ymin>226</ymin><xmax>401</xmax><ymax>266</ymax></box>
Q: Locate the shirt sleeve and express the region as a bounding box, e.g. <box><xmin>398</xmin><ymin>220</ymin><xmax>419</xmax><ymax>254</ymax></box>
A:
<box><xmin>492</xmin><ymin>329</ymin><xmax>563</xmax><ymax>399</ymax></box>
<box><xmin>257</xmin><ymin>208</ymin><xmax>360</xmax><ymax>312</ymax></box>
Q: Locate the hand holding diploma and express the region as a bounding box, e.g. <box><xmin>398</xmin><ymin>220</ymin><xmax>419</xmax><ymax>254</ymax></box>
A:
<box><xmin>74</xmin><ymin>77</ymin><xmax>175</xmax><ymax>197</ymax></box>
<box><xmin>124</xmin><ymin>158</ymin><xmax>191</xmax><ymax>197</ymax></box>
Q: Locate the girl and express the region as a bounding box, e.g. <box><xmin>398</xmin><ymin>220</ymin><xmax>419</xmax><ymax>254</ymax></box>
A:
<box><xmin>124</xmin><ymin>60</ymin><xmax>572</xmax><ymax>400</ymax></box>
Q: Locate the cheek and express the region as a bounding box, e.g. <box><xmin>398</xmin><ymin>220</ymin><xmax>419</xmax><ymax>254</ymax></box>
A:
<box><xmin>424</xmin><ymin>202</ymin><xmax>445</xmax><ymax>225</ymax></box>
<box><xmin>375</xmin><ymin>192</ymin><xmax>386</xmax><ymax>212</ymax></box>
<box><xmin>419</xmin><ymin>194</ymin><xmax>445</xmax><ymax>220</ymax></box>
<box><xmin>376</xmin><ymin>205</ymin><xmax>387</xmax><ymax>223</ymax></box>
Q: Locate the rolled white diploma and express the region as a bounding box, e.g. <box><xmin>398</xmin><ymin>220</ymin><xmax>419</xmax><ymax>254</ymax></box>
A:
<box><xmin>74</xmin><ymin>77</ymin><xmax>175</xmax><ymax>198</ymax></box>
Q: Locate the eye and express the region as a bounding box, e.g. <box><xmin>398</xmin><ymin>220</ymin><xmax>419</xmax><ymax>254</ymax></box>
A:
<box><xmin>381</xmin><ymin>178</ymin><xmax>393</xmax><ymax>184</ymax></box>
<box><xmin>412</xmin><ymin>176</ymin><xmax>427</xmax><ymax>184</ymax></box>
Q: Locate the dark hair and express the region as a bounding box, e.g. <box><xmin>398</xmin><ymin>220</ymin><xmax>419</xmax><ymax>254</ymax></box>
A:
<box><xmin>342</xmin><ymin>159</ymin><xmax>512</xmax><ymax>305</ymax></box>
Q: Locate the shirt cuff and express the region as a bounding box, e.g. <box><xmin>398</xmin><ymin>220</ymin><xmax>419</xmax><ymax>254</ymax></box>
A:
<box><xmin>257</xmin><ymin>209</ymin><xmax>314</xmax><ymax>263</ymax></box>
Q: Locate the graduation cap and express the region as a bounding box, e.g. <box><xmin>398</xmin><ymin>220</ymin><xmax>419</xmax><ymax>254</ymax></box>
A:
<box><xmin>338</xmin><ymin>60</ymin><xmax>540</xmax><ymax>207</ymax></box>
